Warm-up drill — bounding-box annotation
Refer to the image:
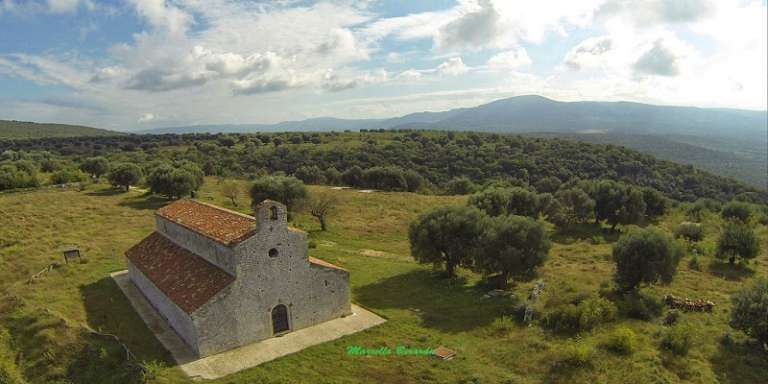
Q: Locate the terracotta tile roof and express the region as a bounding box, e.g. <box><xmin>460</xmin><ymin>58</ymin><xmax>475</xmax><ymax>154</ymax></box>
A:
<box><xmin>309</xmin><ymin>256</ymin><xmax>347</xmax><ymax>272</ymax></box>
<box><xmin>126</xmin><ymin>232</ymin><xmax>234</xmax><ymax>313</ymax></box>
<box><xmin>157</xmin><ymin>199</ymin><xmax>257</xmax><ymax>245</ymax></box>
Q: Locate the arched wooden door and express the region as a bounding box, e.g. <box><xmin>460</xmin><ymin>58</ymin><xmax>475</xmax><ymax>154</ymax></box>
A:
<box><xmin>272</xmin><ymin>304</ymin><xmax>290</xmax><ymax>334</ymax></box>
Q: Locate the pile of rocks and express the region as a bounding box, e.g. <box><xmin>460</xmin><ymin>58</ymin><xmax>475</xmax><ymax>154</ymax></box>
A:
<box><xmin>664</xmin><ymin>294</ymin><xmax>715</xmax><ymax>312</ymax></box>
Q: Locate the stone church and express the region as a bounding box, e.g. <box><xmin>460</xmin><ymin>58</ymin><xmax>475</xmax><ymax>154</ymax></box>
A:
<box><xmin>125</xmin><ymin>198</ymin><xmax>351</xmax><ymax>357</ymax></box>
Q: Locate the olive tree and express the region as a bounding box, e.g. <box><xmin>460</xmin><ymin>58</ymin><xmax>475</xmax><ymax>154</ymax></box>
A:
<box><xmin>716</xmin><ymin>223</ymin><xmax>760</xmax><ymax>265</ymax></box>
<box><xmin>80</xmin><ymin>156</ymin><xmax>109</xmax><ymax>179</ymax></box>
<box><xmin>249</xmin><ymin>175</ymin><xmax>308</xmax><ymax>219</ymax></box>
<box><xmin>147</xmin><ymin>165</ymin><xmax>198</xmax><ymax>199</ymax></box>
<box><xmin>475</xmin><ymin>215</ymin><xmax>551</xmax><ymax>287</ymax></box>
<box><xmin>408</xmin><ymin>206</ymin><xmax>488</xmax><ymax>278</ymax></box>
<box><xmin>554</xmin><ymin>188</ymin><xmax>595</xmax><ymax>226</ymax></box>
<box><xmin>613</xmin><ymin>227</ymin><xmax>682</xmax><ymax>292</ymax></box>
<box><xmin>730</xmin><ymin>278</ymin><xmax>768</xmax><ymax>346</ymax></box>
<box><xmin>107</xmin><ymin>163</ymin><xmax>142</xmax><ymax>192</ymax></box>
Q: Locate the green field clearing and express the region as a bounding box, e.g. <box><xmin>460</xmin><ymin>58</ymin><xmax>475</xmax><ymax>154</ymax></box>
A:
<box><xmin>0</xmin><ymin>178</ymin><xmax>766</xmax><ymax>384</ymax></box>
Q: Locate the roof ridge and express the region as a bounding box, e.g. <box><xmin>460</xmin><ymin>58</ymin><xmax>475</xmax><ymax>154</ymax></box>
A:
<box><xmin>181</xmin><ymin>199</ymin><xmax>256</xmax><ymax>221</ymax></box>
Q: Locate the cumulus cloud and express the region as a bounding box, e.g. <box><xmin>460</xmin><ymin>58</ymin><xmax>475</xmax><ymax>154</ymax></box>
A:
<box><xmin>129</xmin><ymin>0</ymin><xmax>193</xmax><ymax>35</ymax></box>
<box><xmin>322</xmin><ymin>68</ymin><xmax>388</xmax><ymax>92</ymax></box>
<box><xmin>564</xmin><ymin>36</ymin><xmax>613</xmax><ymax>70</ymax></box>
<box><xmin>633</xmin><ymin>39</ymin><xmax>679</xmax><ymax>76</ymax></box>
<box><xmin>487</xmin><ymin>47</ymin><xmax>532</xmax><ymax>70</ymax></box>
<box><xmin>397</xmin><ymin>69</ymin><xmax>422</xmax><ymax>80</ymax></box>
<box><xmin>437</xmin><ymin>57</ymin><xmax>468</xmax><ymax>76</ymax></box>
<box><xmin>436</xmin><ymin>0</ymin><xmax>503</xmax><ymax>51</ymax></box>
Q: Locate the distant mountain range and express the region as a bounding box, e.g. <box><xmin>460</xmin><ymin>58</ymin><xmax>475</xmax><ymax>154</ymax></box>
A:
<box><xmin>0</xmin><ymin>120</ymin><xmax>122</xmax><ymax>139</ymax></box>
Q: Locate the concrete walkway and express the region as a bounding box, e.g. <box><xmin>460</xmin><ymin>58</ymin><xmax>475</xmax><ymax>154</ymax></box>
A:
<box><xmin>111</xmin><ymin>270</ymin><xmax>386</xmax><ymax>380</ymax></box>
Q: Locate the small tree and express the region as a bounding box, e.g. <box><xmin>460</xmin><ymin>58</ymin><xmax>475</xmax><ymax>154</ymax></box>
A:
<box><xmin>467</xmin><ymin>188</ymin><xmax>511</xmax><ymax>217</ymax></box>
<box><xmin>107</xmin><ymin>163</ymin><xmax>142</xmax><ymax>192</ymax></box>
<box><xmin>80</xmin><ymin>156</ymin><xmax>109</xmax><ymax>179</ymax></box>
<box><xmin>294</xmin><ymin>165</ymin><xmax>326</xmax><ymax>185</ymax></box>
<box><xmin>408</xmin><ymin>206</ymin><xmax>488</xmax><ymax>278</ymax></box>
<box><xmin>341</xmin><ymin>165</ymin><xmax>363</xmax><ymax>187</ymax></box>
<box><xmin>534</xmin><ymin>176</ymin><xmax>562</xmax><ymax>194</ymax></box>
<box><xmin>147</xmin><ymin>165</ymin><xmax>197</xmax><ymax>199</ymax></box>
<box><xmin>716</xmin><ymin>223</ymin><xmax>760</xmax><ymax>265</ymax></box>
<box><xmin>730</xmin><ymin>277</ymin><xmax>768</xmax><ymax>346</ymax></box>
<box><xmin>475</xmin><ymin>215</ymin><xmax>551</xmax><ymax>287</ymax></box>
<box><xmin>642</xmin><ymin>188</ymin><xmax>667</xmax><ymax>218</ymax></box>
<box><xmin>592</xmin><ymin>180</ymin><xmax>626</xmax><ymax>227</ymax></box>
<box><xmin>614</xmin><ymin>187</ymin><xmax>646</xmax><ymax>230</ymax></box>
<box><xmin>51</xmin><ymin>168</ymin><xmax>89</xmax><ymax>184</ymax></box>
<box><xmin>249</xmin><ymin>175</ymin><xmax>308</xmax><ymax>219</ymax></box>
<box><xmin>721</xmin><ymin>201</ymin><xmax>753</xmax><ymax>223</ymax></box>
<box><xmin>309</xmin><ymin>196</ymin><xmax>337</xmax><ymax>231</ymax></box>
<box><xmin>507</xmin><ymin>187</ymin><xmax>540</xmax><ymax>218</ymax></box>
<box><xmin>221</xmin><ymin>180</ymin><xmax>241</xmax><ymax>206</ymax></box>
<box><xmin>444</xmin><ymin>177</ymin><xmax>477</xmax><ymax>195</ymax></box>
<box><xmin>555</xmin><ymin>188</ymin><xmax>595</xmax><ymax>226</ymax></box>
<box><xmin>613</xmin><ymin>227</ymin><xmax>682</xmax><ymax>292</ymax></box>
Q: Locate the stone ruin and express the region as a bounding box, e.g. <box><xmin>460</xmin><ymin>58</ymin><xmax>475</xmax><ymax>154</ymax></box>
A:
<box><xmin>664</xmin><ymin>294</ymin><xmax>715</xmax><ymax>313</ymax></box>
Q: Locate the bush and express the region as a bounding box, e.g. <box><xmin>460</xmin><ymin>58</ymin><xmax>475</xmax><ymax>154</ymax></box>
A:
<box><xmin>674</xmin><ymin>222</ymin><xmax>704</xmax><ymax>242</ymax></box>
<box><xmin>249</xmin><ymin>175</ymin><xmax>308</xmax><ymax>217</ymax></box>
<box><xmin>688</xmin><ymin>256</ymin><xmax>701</xmax><ymax>271</ymax></box>
<box><xmin>616</xmin><ymin>290</ymin><xmax>664</xmax><ymax>320</ymax></box>
<box><xmin>444</xmin><ymin>177</ymin><xmax>477</xmax><ymax>195</ymax></box>
<box><xmin>660</xmin><ymin>324</ymin><xmax>693</xmax><ymax>356</ymax></box>
<box><xmin>107</xmin><ymin>163</ymin><xmax>142</xmax><ymax>192</ymax></box>
<box><xmin>50</xmin><ymin>168</ymin><xmax>89</xmax><ymax>184</ymax></box>
<box><xmin>603</xmin><ymin>326</ymin><xmax>637</xmax><ymax>355</ymax></box>
<box><xmin>730</xmin><ymin>277</ymin><xmax>768</xmax><ymax>345</ymax></box>
<box><xmin>554</xmin><ymin>341</ymin><xmax>594</xmax><ymax>369</ymax></box>
<box><xmin>721</xmin><ymin>201</ymin><xmax>752</xmax><ymax>222</ymax></box>
<box><xmin>542</xmin><ymin>296</ymin><xmax>617</xmax><ymax>333</ymax></box>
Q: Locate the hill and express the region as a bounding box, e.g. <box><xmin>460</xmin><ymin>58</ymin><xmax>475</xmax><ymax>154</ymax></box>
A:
<box><xmin>0</xmin><ymin>120</ymin><xmax>122</xmax><ymax>139</ymax></box>
<box><xmin>140</xmin><ymin>96</ymin><xmax>767</xmax><ymax>188</ymax></box>
<box><xmin>536</xmin><ymin>133</ymin><xmax>767</xmax><ymax>189</ymax></box>
<box><xmin>2</xmin><ymin>130</ymin><xmax>764</xmax><ymax>203</ymax></box>
<box><xmin>0</xmin><ymin>180</ymin><xmax>765</xmax><ymax>383</ymax></box>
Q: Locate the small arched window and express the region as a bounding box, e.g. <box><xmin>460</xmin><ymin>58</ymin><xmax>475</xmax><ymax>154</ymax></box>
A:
<box><xmin>270</xmin><ymin>206</ymin><xmax>279</xmax><ymax>221</ymax></box>
<box><xmin>269</xmin><ymin>248</ymin><xmax>279</xmax><ymax>258</ymax></box>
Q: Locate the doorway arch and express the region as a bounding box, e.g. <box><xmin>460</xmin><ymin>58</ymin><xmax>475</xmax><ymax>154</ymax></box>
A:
<box><xmin>271</xmin><ymin>304</ymin><xmax>290</xmax><ymax>334</ymax></box>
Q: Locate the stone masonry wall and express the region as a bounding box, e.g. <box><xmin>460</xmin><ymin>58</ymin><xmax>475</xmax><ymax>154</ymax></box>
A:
<box><xmin>128</xmin><ymin>261</ymin><xmax>199</xmax><ymax>355</ymax></box>
<box><xmin>155</xmin><ymin>215</ymin><xmax>237</xmax><ymax>276</ymax></box>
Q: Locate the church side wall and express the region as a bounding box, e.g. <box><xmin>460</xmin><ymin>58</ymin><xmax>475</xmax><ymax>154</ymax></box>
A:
<box><xmin>127</xmin><ymin>261</ymin><xmax>199</xmax><ymax>355</ymax></box>
<box><xmin>154</xmin><ymin>216</ymin><xmax>237</xmax><ymax>276</ymax></box>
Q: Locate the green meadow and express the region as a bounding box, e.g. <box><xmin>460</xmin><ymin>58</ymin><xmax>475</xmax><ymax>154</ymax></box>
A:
<box><xmin>0</xmin><ymin>178</ymin><xmax>765</xmax><ymax>384</ymax></box>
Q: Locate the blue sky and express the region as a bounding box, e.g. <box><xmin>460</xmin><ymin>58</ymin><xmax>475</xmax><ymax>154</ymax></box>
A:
<box><xmin>0</xmin><ymin>0</ymin><xmax>765</xmax><ymax>131</ymax></box>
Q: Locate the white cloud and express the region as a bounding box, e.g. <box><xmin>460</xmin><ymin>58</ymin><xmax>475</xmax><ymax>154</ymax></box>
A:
<box><xmin>138</xmin><ymin>112</ymin><xmax>156</xmax><ymax>123</ymax></box>
<box><xmin>487</xmin><ymin>47</ymin><xmax>532</xmax><ymax>70</ymax></box>
<box><xmin>436</xmin><ymin>0</ymin><xmax>503</xmax><ymax>51</ymax></box>
<box><xmin>128</xmin><ymin>0</ymin><xmax>193</xmax><ymax>36</ymax></box>
<box><xmin>564</xmin><ymin>36</ymin><xmax>613</xmax><ymax>70</ymax></box>
<box><xmin>397</xmin><ymin>69</ymin><xmax>422</xmax><ymax>80</ymax></box>
<box><xmin>597</xmin><ymin>0</ymin><xmax>714</xmax><ymax>26</ymax></box>
<box><xmin>437</xmin><ymin>57</ymin><xmax>468</xmax><ymax>76</ymax></box>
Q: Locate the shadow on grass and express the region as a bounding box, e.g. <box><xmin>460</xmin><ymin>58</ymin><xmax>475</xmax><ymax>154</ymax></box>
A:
<box><xmin>551</xmin><ymin>223</ymin><xmax>620</xmax><ymax>244</ymax></box>
<box><xmin>117</xmin><ymin>194</ymin><xmax>169</xmax><ymax>211</ymax></box>
<box><xmin>79</xmin><ymin>277</ymin><xmax>175</xmax><ymax>366</ymax></box>
<box><xmin>707</xmin><ymin>260</ymin><xmax>755</xmax><ymax>281</ymax></box>
<box><xmin>355</xmin><ymin>269</ymin><xmax>514</xmax><ymax>333</ymax></box>
<box><xmin>85</xmin><ymin>187</ymin><xmax>125</xmax><ymax>196</ymax></box>
<box><xmin>711</xmin><ymin>338</ymin><xmax>768</xmax><ymax>384</ymax></box>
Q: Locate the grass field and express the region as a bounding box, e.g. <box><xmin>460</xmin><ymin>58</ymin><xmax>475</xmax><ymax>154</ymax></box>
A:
<box><xmin>0</xmin><ymin>178</ymin><xmax>766</xmax><ymax>384</ymax></box>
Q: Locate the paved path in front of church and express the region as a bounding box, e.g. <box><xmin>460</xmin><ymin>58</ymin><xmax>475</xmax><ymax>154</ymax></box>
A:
<box><xmin>111</xmin><ymin>270</ymin><xmax>386</xmax><ymax>380</ymax></box>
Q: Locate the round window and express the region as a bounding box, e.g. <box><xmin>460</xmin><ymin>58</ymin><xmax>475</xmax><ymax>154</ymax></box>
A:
<box><xmin>269</xmin><ymin>248</ymin><xmax>279</xmax><ymax>258</ymax></box>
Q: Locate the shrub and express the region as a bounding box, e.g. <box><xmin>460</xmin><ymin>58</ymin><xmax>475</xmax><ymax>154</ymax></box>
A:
<box><xmin>444</xmin><ymin>177</ymin><xmax>477</xmax><ymax>195</ymax></box>
<box><xmin>79</xmin><ymin>156</ymin><xmax>109</xmax><ymax>179</ymax></box>
<box><xmin>107</xmin><ymin>163</ymin><xmax>142</xmax><ymax>192</ymax></box>
<box><xmin>554</xmin><ymin>340</ymin><xmax>594</xmax><ymax>369</ymax></box>
<box><xmin>50</xmin><ymin>168</ymin><xmax>89</xmax><ymax>184</ymax></box>
<box><xmin>616</xmin><ymin>290</ymin><xmax>664</xmax><ymax>320</ymax></box>
<box><xmin>730</xmin><ymin>277</ymin><xmax>768</xmax><ymax>345</ymax></box>
<box><xmin>688</xmin><ymin>256</ymin><xmax>701</xmax><ymax>271</ymax></box>
<box><xmin>603</xmin><ymin>326</ymin><xmax>637</xmax><ymax>355</ymax></box>
<box><xmin>660</xmin><ymin>324</ymin><xmax>693</xmax><ymax>356</ymax></box>
<box><xmin>674</xmin><ymin>222</ymin><xmax>704</xmax><ymax>242</ymax></box>
<box><xmin>542</xmin><ymin>296</ymin><xmax>617</xmax><ymax>333</ymax></box>
<box><xmin>721</xmin><ymin>201</ymin><xmax>752</xmax><ymax>222</ymax></box>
